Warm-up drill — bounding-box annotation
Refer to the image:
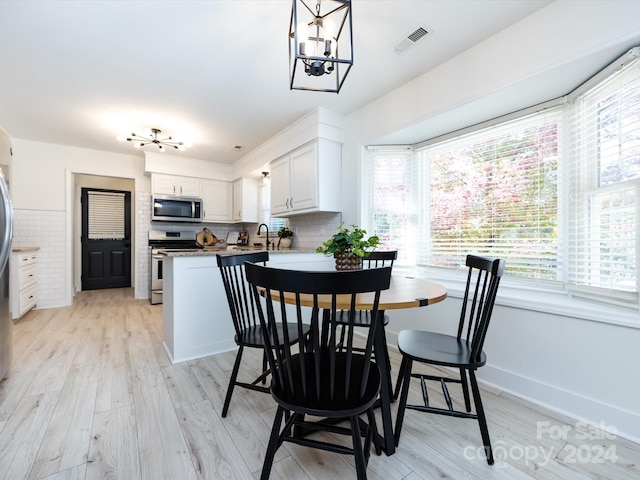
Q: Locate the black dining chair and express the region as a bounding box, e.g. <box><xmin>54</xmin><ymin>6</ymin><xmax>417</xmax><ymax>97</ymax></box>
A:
<box><xmin>337</xmin><ymin>251</ymin><xmax>397</xmax><ymax>390</ymax></box>
<box><xmin>216</xmin><ymin>252</ymin><xmax>310</xmax><ymax>418</ymax></box>
<box><xmin>393</xmin><ymin>254</ymin><xmax>505</xmax><ymax>465</ymax></box>
<box><xmin>245</xmin><ymin>263</ymin><xmax>392</xmax><ymax>480</ymax></box>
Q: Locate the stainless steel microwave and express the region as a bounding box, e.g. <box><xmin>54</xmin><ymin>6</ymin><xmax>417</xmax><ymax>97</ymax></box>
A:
<box><xmin>152</xmin><ymin>194</ymin><xmax>203</xmax><ymax>223</ymax></box>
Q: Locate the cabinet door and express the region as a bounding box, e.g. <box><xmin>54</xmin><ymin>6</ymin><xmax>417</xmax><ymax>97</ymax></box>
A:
<box><xmin>232</xmin><ymin>179</ymin><xmax>243</xmax><ymax>221</ymax></box>
<box><xmin>202</xmin><ymin>180</ymin><xmax>233</xmax><ymax>222</ymax></box>
<box><xmin>290</xmin><ymin>142</ymin><xmax>318</xmax><ymax>212</ymax></box>
<box><xmin>177</xmin><ymin>177</ymin><xmax>201</xmax><ymax>197</ymax></box>
<box><xmin>153</xmin><ymin>174</ymin><xmax>178</xmax><ymax>195</ymax></box>
<box><xmin>270</xmin><ymin>155</ymin><xmax>291</xmax><ymax>215</ymax></box>
<box><xmin>232</xmin><ymin>178</ymin><xmax>259</xmax><ymax>223</ymax></box>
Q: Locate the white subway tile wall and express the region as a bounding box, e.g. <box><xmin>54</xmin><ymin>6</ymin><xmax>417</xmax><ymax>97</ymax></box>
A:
<box><xmin>12</xmin><ymin>209</ymin><xmax>66</xmax><ymax>308</ymax></box>
<box><xmin>136</xmin><ymin>192</ymin><xmax>151</xmax><ymax>300</ymax></box>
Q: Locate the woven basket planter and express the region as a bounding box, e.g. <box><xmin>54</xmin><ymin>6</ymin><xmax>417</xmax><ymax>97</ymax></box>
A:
<box><xmin>334</xmin><ymin>253</ymin><xmax>363</xmax><ymax>270</ymax></box>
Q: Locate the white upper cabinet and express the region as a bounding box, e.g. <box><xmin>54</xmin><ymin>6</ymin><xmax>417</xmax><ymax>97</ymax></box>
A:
<box><xmin>152</xmin><ymin>173</ymin><xmax>201</xmax><ymax>197</ymax></box>
<box><xmin>270</xmin><ymin>139</ymin><xmax>341</xmax><ymax>216</ymax></box>
<box><xmin>202</xmin><ymin>179</ymin><xmax>233</xmax><ymax>222</ymax></box>
<box><xmin>270</xmin><ymin>155</ymin><xmax>291</xmax><ymax>215</ymax></box>
<box><xmin>232</xmin><ymin>177</ymin><xmax>259</xmax><ymax>223</ymax></box>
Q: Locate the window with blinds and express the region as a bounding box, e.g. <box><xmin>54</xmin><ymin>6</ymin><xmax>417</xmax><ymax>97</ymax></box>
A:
<box><xmin>365</xmin><ymin>47</ymin><xmax>640</xmax><ymax>308</ymax></box>
<box><xmin>364</xmin><ymin>146</ymin><xmax>422</xmax><ymax>265</ymax></box>
<box><xmin>422</xmin><ymin>111</ymin><xmax>561</xmax><ymax>279</ymax></box>
<box><xmin>87</xmin><ymin>191</ymin><xmax>125</xmax><ymax>240</ymax></box>
<box><xmin>260</xmin><ymin>183</ymin><xmax>286</xmax><ymax>232</ymax></box>
<box><xmin>566</xmin><ymin>53</ymin><xmax>640</xmax><ymax>304</ymax></box>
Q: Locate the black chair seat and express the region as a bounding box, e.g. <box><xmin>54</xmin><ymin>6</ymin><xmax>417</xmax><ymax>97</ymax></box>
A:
<box><xmin>272</xmin><ymin>353</ymin><xmax>381</xmax><ymax>417</ymax></box>
<box><xmin>237</xmin><ymin>323</ymin><xmax>310</xmax><ymax>348</ymax></box>
<box><xmin>397</xmin><ymin>330</ymin><xmax>487</xmax><ymax>369</ymax></box>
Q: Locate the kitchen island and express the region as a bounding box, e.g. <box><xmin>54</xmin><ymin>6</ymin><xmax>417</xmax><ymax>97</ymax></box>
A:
<box><xmin>160</xmin><ymin>248</ymin><xmax>333</xmax><ymax>364</ymax></box>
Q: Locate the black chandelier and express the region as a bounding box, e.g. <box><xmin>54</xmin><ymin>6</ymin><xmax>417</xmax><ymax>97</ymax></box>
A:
<box><xmin>289</xmin><ymin>0</ymin><xmax>353</xmax><ymax>93</ymax></box>
<box><xmin>117</xmin><ymin>128</ymin><xmax>186</xmax><ymax>152</ymax></box>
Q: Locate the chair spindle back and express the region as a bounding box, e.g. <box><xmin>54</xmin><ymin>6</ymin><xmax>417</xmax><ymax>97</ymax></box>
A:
<box><xmin>217</xmin><ymin>252</ymin><xmax>269</xmax><ymax>340</ymax></box>
<box><xmin>245</xmin><ymin>263</ymin><xmax>392</xmax><ymax>410</ymax></box>
<box><xmin>457</xmin><ymin>254</ymin><xmax>505</xmax><ymax>363</ymax></box>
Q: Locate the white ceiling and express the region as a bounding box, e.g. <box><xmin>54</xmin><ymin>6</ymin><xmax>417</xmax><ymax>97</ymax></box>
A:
<box><xmin>0</xmin><ymin>0</ymin><xmax>564</xmax><ymax>164</ymax></box>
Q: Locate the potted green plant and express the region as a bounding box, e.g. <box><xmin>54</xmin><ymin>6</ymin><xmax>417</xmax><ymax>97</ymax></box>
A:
<box><xmin>316</xmin><ymin>223</ymin><xmax>380</xmax><ymax>270</ymax></box>
<box><xmin>277</xmin><ymin>226</ymin><xmax>294</xmax><ymax>248</ymax></box>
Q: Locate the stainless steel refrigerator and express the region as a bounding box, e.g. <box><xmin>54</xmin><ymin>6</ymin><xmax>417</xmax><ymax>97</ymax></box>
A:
<box><xmin>0</xmin><ymin>166</ymin><xmax>12</xmax><ymax>380</ymax></box>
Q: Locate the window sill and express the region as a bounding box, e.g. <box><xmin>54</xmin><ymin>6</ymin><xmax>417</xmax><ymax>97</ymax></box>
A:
<box><xmin>401</xmin><ymin>267</ymin><xmax>640</xmax><ymax>329</ymax></box>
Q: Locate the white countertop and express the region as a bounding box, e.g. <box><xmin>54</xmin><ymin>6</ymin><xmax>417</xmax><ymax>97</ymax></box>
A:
<box><xmin>12</xmin><ymin>246</ymin><xmax>40</xmax><ymax>252</ymax></box>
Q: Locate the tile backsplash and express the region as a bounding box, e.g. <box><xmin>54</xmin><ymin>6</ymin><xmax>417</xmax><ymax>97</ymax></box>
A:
<box><xmin>12</xmin><ymin>209</ymin><xmax>66</xmax><ymax>308</ymax></box>
<box><xmin>286</xmin><ymin>212</ymin><xmax>342</xmax><ymax>250</ymax></box>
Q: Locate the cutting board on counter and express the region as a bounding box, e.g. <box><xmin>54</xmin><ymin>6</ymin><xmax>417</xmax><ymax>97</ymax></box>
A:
<box><xmin>196</xmin><ymin>228</ymin><xmax>219</xmax><ymax>247</ymax></box>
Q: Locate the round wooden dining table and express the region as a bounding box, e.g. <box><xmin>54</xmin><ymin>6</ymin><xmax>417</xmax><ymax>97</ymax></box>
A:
<box><xmin>272</xmin><ymin>274</ymin><xmax>447</xmax><ymax>310</ymax></box>
<box><xmin>266</xmin><ymin>274</ymin><xmax>447</xmax><ymax>455</ymax></box>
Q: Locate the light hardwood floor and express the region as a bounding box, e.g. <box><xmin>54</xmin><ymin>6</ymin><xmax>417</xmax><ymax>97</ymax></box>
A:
<box><xmin>0</xmin><ymin>288</ymin><xmax>638</xmax><ymax>479</ymax></box>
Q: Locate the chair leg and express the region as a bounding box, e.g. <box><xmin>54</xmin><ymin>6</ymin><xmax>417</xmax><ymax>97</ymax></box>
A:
<box><xmin>379</xmin><ymin>327</ymin><xmax>393</xmax><ymax>401</ymax></box>
<box><xmin>394</xmin><ymin>357</ymin><xmax>413</xmax><ymax>447</ymax></box>
<box><xmin>350</xmin><ymin>415</ymin><xmax>368</xmax><ymax>480</ymax></box>
<box><xmin>366</xmin><ymin>407</ymin><xmax>381</xmax><ymax>456</ymax></box>
<box><xmin>393</xmin><ymin>356</ymin><xmax>407</xmax><ymax>401</ymax></box>
<box><xmin>222</xmin><ymin>345</ymin><xmax>244</xmax><ymax>417</ymax></box>
<box><xmin>260</xmin><ymin>406</ymin><xmax>285</xmax><ymax>480</ymax></box>
<box><xmin>469</xmin><ymin>370</ymin><xmax>494</xmax><ymax>465</ymax></box>
<box><xmin>460</xmin><ymin>368</ymin><xmax>472</xmax><ymax>412</ymax></box>
<box><xmin>262</xmin><ymin>350</ymin><xmax>268</xmax><ymax>384</ymax></box>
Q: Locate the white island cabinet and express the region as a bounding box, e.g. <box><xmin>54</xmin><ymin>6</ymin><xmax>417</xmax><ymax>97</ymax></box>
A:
<box><xmin>161</xmin><ymin>250</ymin><xmax>333</xmax><ymax>364</ymax></box>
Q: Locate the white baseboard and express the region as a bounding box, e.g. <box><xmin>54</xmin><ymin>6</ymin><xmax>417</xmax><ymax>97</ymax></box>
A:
<box><xmin>478</xmin><ymin>364</ymin><xmax>640</xmax><ymax>444</ymax></box>
<box><xmin>34</xmin><ymin>298</ymin><xmax>69</xmax><ymax>310</ymax></box>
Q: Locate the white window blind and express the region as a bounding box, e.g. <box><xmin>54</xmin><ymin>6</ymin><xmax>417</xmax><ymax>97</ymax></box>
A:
<box><xmin>365</xmin><ymin>146</ymin><xmax>421</xmax><ymax>266</ymax></box>
<box><xmin>87</xmin><ymin>191</ymin><xmax>125</xmax><ymax>240</ymax></box>
<box><xmin>422</xmin><ymin>110</ymin><xmax>561</xmax><ymax>280</ymax></box>
<box><xmin>566</xmin><ymin>54</ymin><xmax>640</xmax><ymax>303</ymax></box>
<box><xmin>260</xmin><ymin>183</ymin><xmax>286</xmax><ymax>231</ymax></box>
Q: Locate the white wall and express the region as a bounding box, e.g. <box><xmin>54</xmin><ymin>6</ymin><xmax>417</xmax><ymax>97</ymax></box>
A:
<box><xmin>341</xmin><ymin>1</ymin><xmax>640</xmax><ymax>442</ymax></box>
<box><xmin>10</xmin><ymin>139</ymin><xmax>149</xmax><ymax>307</ymax></box>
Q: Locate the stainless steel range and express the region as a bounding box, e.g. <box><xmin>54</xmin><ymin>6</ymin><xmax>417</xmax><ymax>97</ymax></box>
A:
<box><xmin>149</xmin><ymin>230</ymin><xmax>201</xmax><ymax>304</ymax></box>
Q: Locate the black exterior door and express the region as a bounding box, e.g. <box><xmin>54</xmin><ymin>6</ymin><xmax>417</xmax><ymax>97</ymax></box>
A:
<box><xmin>81</xmin><ymin>188</ymin><xmax>132</xmax><ymax>290</ymax></box>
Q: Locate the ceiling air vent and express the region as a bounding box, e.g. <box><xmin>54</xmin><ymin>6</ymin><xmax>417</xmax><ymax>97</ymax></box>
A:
<box><xmin>393</xmin><ymin>26</ymin><xmax>430</xmax><ymax>55</ymax></box>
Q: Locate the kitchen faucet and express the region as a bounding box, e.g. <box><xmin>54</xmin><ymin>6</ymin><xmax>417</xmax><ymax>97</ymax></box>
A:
<box><xmin>258</xmin><ymin>223</ymin><xmax>272</xmax><ymax>250</ymax></box>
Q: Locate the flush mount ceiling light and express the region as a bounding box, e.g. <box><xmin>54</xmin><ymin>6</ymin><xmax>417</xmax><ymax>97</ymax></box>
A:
<box><xmin>289</xmin><ymin>0</ymin><xmax>353</xmax><ymax>93</ymax></box>
<box><xmin>117</xmin><ymin>128</ymin><xmax>186</xmax><ymax>152</ymax></box>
